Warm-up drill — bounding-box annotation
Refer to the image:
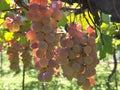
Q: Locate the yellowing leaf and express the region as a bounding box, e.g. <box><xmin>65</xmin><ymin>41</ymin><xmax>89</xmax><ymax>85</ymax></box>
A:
<box><xmin>4</xmin><ymin>31</ymin><xmax>14</xmax><ymax>41</ymax></box>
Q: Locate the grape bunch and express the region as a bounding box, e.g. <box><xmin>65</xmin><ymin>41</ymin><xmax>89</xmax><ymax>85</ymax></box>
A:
<box><xmin>26</xmin><ymin>0</ymin><xmax>62</xmax><ymax>82</ymax></box>
<box><xmin>4</xmin><ymin>14</ymin><xmax>33</xmax><ymax>70</ymax></box>
<box><xmin>7</xmin><ymin>40</ymin><xmax>21</xmax><ymax>71</ymax></box>
<box><xmin>56</xmin><ymin>22</ymin><xmax>99</xmax><ymax>90</ymax></box>
<box><xmin>7</xmin><ymin>40</ymin><xmax>32</xmax><ymax>70</ymax></box>
<box><xmin>21</xmin><ymin>46</ymin><xmax>32</xmax><ymax>68</ymax></box>
<box><xmin>4</xmin><ymin>14</ymin><xmax>22</xmax><ymax>32</ymax></box>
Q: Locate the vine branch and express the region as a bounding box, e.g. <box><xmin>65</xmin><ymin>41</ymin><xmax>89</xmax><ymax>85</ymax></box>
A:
<box><xmin>106</xmin><ymin>48</ymin><xmax>118</xmax><ymax>89</ymax></box>
<box><xmin>22</xmin><ymin>64</ymin><xmax>25</xmax><ymax>90</ymax></box>
<box><xmin>1</xmin><ymin>8</ymin><xmax>23</xmax><ymax>12</ymax></box>
<box><xmin>14</xmin><ymin>0</ymin><xmax>29</xmax><ymax>10</ymax></box>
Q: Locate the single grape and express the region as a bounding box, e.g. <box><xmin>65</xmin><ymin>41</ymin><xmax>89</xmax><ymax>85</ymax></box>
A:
<box><xmin>26</xmin><ymin>30</ymin><xmax>37</xmax><ymax>41</ymax></box>
<box><xmin>41</xmin><ymin>24</ymin><xmax>54</xmax><ymax>34</ymax></box>
<box><xmin>36</xmin><ymin>32</ymin><xmax>45</xmax><ymax>41</ymax></box>
<box><xmin>39</xmin><ymin>58</ymin><xmax>49</xmax><ymax>68</ymax></box>
<box><xmin>38</xmin><ymin>41</ymin><xmax>48</xmax><ymax>52</ymax></box>
<box><xmin>45</xmin><ymin>33</ymin><xmax>56</xmax><ymax>43</ymax></box>
<box><xmin>29</xmin><ymin>4</ymin><xmax>40</xmax><ymax>12</ymax></box>
<box><xmin>83</xmin><ymin>45</ymin><xmax>92</xmax><ymax>55</ymax></box>
<box><xmin>84</xmin><ymin>56</ymin><xmax>94</xmax><ymax>65</ymax></box>
<box><xmin>52</xmin><ymin>10</ymin><xmax>62</xmax><ymax>21</ymax></box>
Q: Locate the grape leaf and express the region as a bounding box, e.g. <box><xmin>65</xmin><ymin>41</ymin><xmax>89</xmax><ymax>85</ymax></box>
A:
<box><xmin>101</xmin><ymin>13</ymin><xmax>110</xmax><ymax>24</ymax></box>
<box><xmin>97</xmin><ymin>40</ymin><xmax>106</xmax><ymax>59</ymax></box>
<box><xmin>0</xmin><ymin>0</ymin><xmax>11</xmax><ymax>11</ymax></box>
<box><xmin>58</xmin><ymin>13</ymin><xmax>68</xmax><ymax>27</ymax></box>
<box><xmin>102</xmin><ymin>34</ymin><xmax>113</xmax><ymax>54</ymax></box>
<box><xmin>4</xmin><ymin>31</ymin><xmax>14</xmax><ymax>41</ymax></box>
<box><xmin>97</xmin><ymin>34</ymin><xmax>113</xmax><ymax>59</ymax></box>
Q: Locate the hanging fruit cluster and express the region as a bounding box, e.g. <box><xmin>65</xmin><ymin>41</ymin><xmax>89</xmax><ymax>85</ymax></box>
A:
<box><xmin>4</xmin><ymin>14</ymin><xmax>32</xmax><ymax>70</ymax></box>
<box><xmin>26</xmin><ymin>0</ymin><xmax>62</xmax><ymax>82</ymax></box>
<box><xmin>56</xmin><ymin>22</ymin><xmax>99</xmax><ymax>89</ymax></box>
<box><xmin>4</xmin><ymin>14</ymin><xmax>22</xmax><ymax>32</ymax></box>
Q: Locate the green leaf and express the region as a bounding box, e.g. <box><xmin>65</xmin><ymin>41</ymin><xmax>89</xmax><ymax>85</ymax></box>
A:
<box><xmin>17</xmin><ymin>36</ymin><xmax>28</xmax><ymax>44</ymax></box>
<box><xmin>102</xmin><ymin>34</ymin><xmax>113</xmax><ymax>54</ymax></box>
<box><xmin>4</xmin><ymin>31</ymin><xmax>14</xmax><ymax>41</ymax></box>
<box><xmin>101</xmin><ymin>13</ymin><xmax>110</xmax><ymax>23</ymax></box>
<box><xmin>97</xmin><ymin>34</ymin><xmax>113</xmax><ymax>59</ymax></box>
<box><xmin>58</xmin><ymin>13</ymin><xmax>68</xmax><ymax>27</ymax></box>
<box><xmin>0</xmin><ymin>29</ymin><xmax>5</xmax><ymax>42</ymax></box>
<box><xmin>97</xmin><ymin>40</ymin><xmax>106</xmax><ymax>59</ymax></box>
<box><xmin>0</xmin><ymin>0</ymin><xmax>11</xmax><ymax>11</ymax></box>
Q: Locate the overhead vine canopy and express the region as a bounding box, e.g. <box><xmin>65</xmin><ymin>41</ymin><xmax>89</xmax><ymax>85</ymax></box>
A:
<box><xmin>61</xmin><ymin>0</ymin><xmax>120</xmax><ymax>25</ymax></box>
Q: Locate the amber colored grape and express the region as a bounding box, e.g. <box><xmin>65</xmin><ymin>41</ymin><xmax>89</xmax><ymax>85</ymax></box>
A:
<box><xmin>39</xmin><ymin>5</ymin><xmax>47</xmax><ymax>14</ymax></box>
<box><xmin>56</xmin><ymin>56</ymin><xmax>69</xmax><ymax>65</ymax></box>
<box><xmin>72</xmin><ymin>62</ymin><xmax>82</xmax><ymax>73</ymax></box>
<box><xmin>46</xmin><ymin>50</ymin><xmax>54</xmax><ymax>59</ymax></box>
<box><xmin>30</xmin><ymin>42</ymin><xmax>38</xmax><ymax>49</ymax></box>
<box><xmin>41</xmin><ymin>16</ymin><xmax>51</xmax><ymax>24</ymax></box>
<box><xmin>26</xmin><ymin>11</ymin><xmax>42</xmax><ymax>22</ymax></box>
<box><xmin>30</xmin><ymin>0</ymin><xmax>48</xmax><ymax>6</ymax></box>
<box><xmin>26</xmin><ymin>30</ymin><xmax>37</xmax><ymax>40</ymax></box>
<box><xmin>38</xmin><ymin>41</ymin><xmax>48</xmax><ymax>52</ymax></box>
<box><xmin>72</xmin><ymin>44</ymin><xmax>82</xmax><ymax>54</ymax></box>
<box><xmin>83</xmin><ymin>45</ymin><xmax>92</xmax><ymax>55</ymax></box>
<box><xmin>36</xmin><ymin>49</ymin><xmax>45</xmax><ymax>58</ymax></box>
<box><xmin>59</xmin><ymin>48</ymin><xmax>69</xmax><ymax>58</ymax></box>
<box><xmin>38</xmin><ymin>70</ymin><xmax>53</xmax><ymax>82</ymax></box>
<box><xmin>84</xmin><ymin>56</ymin><xmax>94</xmax><ymax>65</ymax></box>
<box><xmin>39</xmin><ymin>58</ymin><xmax>49</xmax><ymax>68</ymax></box>
<box><xmin>41</xmin><ymin>24</ymin><xmax>54</xmax><ymax>34</ymax></box>
<box><xmin>45</xmin><ymin>33</ymin><xmax>56</xmax><ymax>43</ymax></box>
<box><xmin>68</xmin><ymin>50</ymin><xmax>76</xmax><ymax>60</ymax></box>
<box><xmin>35</xmin><ymin>61</ymin><xmax>42</xmax><ymax>71</ymax></box>
<box><xmin>86</xmin><ymin>25</ymin><xmax>94</xmax><ymax>34</ymax></box>
<box><xmin>84</xmin><ymin>68</ymin><xmax>96</xmax><ymax>78</ymax></box>
<box><xmin>36</xmin><ymin>32</ymin><xmax>45</xmax><ymax>41</ymax></box>
<box><xmin>52</xmin><ymin>10</ymin><xmax>62</xmax><ymax>21</ymax></box>
<box><xmin>50</xmin><ymin>17</ymin><xmax>58</xmax><ymax>29</ymax></box>
<box><xmin>31</xmin><ymin>22</ymin><xmax>43</xmax><ymax>32</ymax></box>
<box><xmin>29</xmin><ymin>4</ymin><xmax>40</xmax><ymax>12</ymax></box>
<box><xmin>82</xmin><ymin>79</ymin><xmax>90</xmax><ymax>90</ymax></box>
<box><xmin>50</xmin><ymin>0</ymin><xmax>62</xmax><ymax>9</ymax></box>
<box><xmin>60</xmin><ymin>38</ymin><xmax>74</xmax><ymax>48</ymax></box>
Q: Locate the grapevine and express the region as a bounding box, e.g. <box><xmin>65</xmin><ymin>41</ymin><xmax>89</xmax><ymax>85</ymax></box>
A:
<box><xmin>0</xmin><ymin>0</ymin><xmax>101</xmax><ymax>90</ymax></box>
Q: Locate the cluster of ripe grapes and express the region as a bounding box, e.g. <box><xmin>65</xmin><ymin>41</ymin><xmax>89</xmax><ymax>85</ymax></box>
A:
<box><xmin>7</xmin><ymin>40</ymin><xmax>32</xmax><ymax>71</ymax></box>
<box><xmin>4</xmin><ymin>14</ymin><xmax>22</xmax><ymax>32</ymax></box>
<box><xmin>26</xmin><ymin>0</ymin><xmax>62</xmax><ymax>82</ymax></box>
<box><xmin>4</xmin><ymin>14</ymin><xmax>32</xmax><ymax>70</ymax></box>
<box><xmin>7</xmin><ymin>41</ymin><xmax>21</xmax><ymax>71</ymax></box>
<box><xmin>56</xmin><ymin>22</ymin><xmax>99</xmax><ymax>89</ymax></box>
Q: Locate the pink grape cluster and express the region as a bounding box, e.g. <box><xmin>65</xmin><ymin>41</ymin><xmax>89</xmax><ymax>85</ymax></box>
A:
<box><xmin>4</xmin><ymin>14</ymin><xmax>32</xmax><ymax>70</ymax></box>
<box><xmin>26</xmin><ymin>0</ymin><xmax>62</xmax><ymax>82</ymax></box>
<box><xmin>56</xmin><ymin>23</ymin><xmax>99</xmax><ymax>90</ymax></box>
<box><xmin>7</xmin><ymin>40</ymin><xmax>21</xmax><ymax>71</ymax></box>
<box><xmin>7</xmin><ymin>40</ymin><xmax>32</xmax><ymax>71</ymax></box>
<box><xmin>4</xmin><ymin>14</ymin><xmax>22</xmax><ymax>32</ymax></box>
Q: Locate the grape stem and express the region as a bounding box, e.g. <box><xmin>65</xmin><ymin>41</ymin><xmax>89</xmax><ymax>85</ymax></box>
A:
<box><xmin>60</xmin><ymin>7</ymin><xmax>79</xmax><ymax>11</ymax></box>
<box><xmin>22</xmin><ymin>64</ymin><xmax>25</xmax><ymax>90</ymax></box>
<box><xmin>1</xmin><ymin>8</ymin><xmax>23</xmax><ymax>12</ymax></box>
<box><xmin>106</xmin><ymin>48</ymin><xmax>118</xmax><ymax>90</ymax></box>
<box><xmin>42</xmin><ymin>83</ymin><xmax>45</xmax><ymax>90</ymax></box>
<box><xmin>0</xmin><ymin>51</ymin><xmax>3</xmax><ymax>78</ymax></box>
